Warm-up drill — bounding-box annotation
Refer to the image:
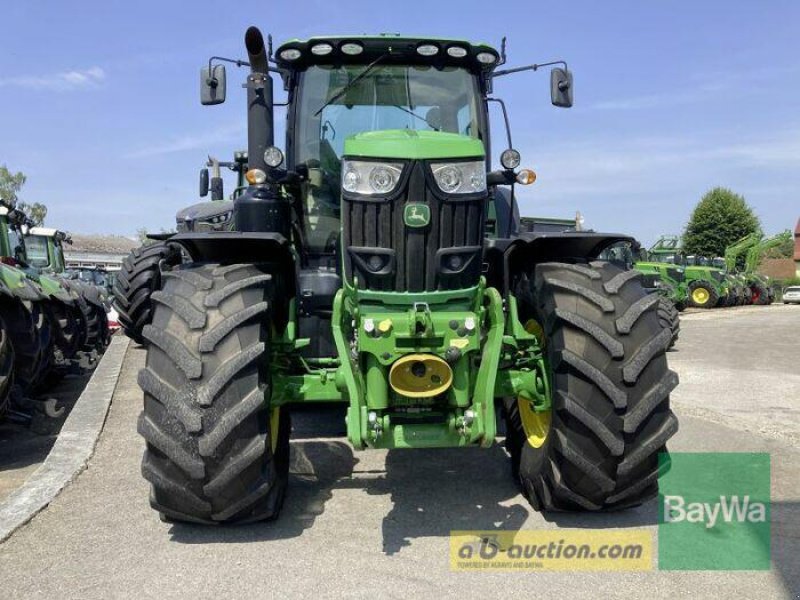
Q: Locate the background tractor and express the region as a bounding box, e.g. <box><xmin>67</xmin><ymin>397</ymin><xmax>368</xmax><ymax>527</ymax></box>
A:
<box><xmin>0</xmin><ymin>201</ymin><xmax>56</xmax><ymax>399</ymax></box>
<box><xmin>113</xmin><ymin>154</ymin><xmax>244</xmax><ymax>343</ymax></box>
<box><xmin>599</xmin><ymin>241</ymin><xmax>682</xmax><ymax>349</ymax></box>
<box><xmin>24</xmin><ymin>226</ymin><xmax>110</xmax><ymax>353</ymax></box>
<box><xmin>649</xmin><ymin>236</ymin><xmax>728</xmax><ymax>308</ymax></box>
<box><xmin>135</xmin><ymin>27</ymin><xmax>678</xmax><ymax>524</ymax></box>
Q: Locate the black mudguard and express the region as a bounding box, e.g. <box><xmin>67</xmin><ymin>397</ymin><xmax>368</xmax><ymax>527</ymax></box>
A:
<box><xmin>485</xmin><ymin>232</ymin><xmax>635</xmax><ymax>295</ymax></box>
<box><xmin>167</xmin><ymin>231</ymin><xmax>294</xmax><ymax>270</ymax></box>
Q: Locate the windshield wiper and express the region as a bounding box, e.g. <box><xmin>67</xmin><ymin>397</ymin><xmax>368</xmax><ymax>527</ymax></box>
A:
<box><xmin>392</xmin><ymin>105</ymin><xmax>440</xmax><ymax>131</ymax></box>
<box><xmin>313</xmin><ymin>53</ymin><xmax>389</xmax><ymax>117</ymax></box>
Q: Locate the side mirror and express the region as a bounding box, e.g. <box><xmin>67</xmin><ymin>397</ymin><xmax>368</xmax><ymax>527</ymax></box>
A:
<box><xmin>200</xmin><ymin>65</ymin><xmax>226</xmax><ymax>105</ymax></box>
<box><xmin>199</xmin><ymin>168</ymin><xmax>209</xmax><ymax>197</ymax></box>
<box><xmin>550</xmin><ymin>67</ymin><xmax>573</xmax><ymax>108</ymax></box>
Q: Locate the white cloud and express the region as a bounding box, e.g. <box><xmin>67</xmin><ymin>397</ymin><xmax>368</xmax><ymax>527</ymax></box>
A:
<box><xmin>125</xmin><ymin>123</ymin><xmax>246</xmax><ymax>158</ymax></box>
<box><xmin>0</xmin><ymin>66</ymin><xmax>106</xmax><ymax>91</ymax></box>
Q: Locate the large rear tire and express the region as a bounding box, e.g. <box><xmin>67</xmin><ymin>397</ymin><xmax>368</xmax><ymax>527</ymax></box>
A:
<box><xmin>0</xmin><ymin>314</ymin><xmax>15</xmax><ymax>417</ymax></box>
<box><xmin>138</xmin><ymin>263</ymin><xmax>290</xmax><ymax>524</ymax></box>
<box><xmin>506</xmin><ymin>261</ymin><xmax>678</xmax><ymax>511</ymax></box>
<box><xmin>114</xmin><ymin>242</ymin><xmax>180</xmax><ymax>344</ymax></box>
<box><xmin>688</xmin><ymin>280</ymin><xmax>719</xmax><ymax>309</ymax></box>
<box><xmin>0</xmin><ymin>299</ymin><xmax>47</xmax><ymax>394</ymax></box>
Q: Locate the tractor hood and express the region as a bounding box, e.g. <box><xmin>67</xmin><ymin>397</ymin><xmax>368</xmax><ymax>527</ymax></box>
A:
<box><xmin>344</xmin><ymin>130</ymin><xmax>484</xmax><ymax>160</ymax></box>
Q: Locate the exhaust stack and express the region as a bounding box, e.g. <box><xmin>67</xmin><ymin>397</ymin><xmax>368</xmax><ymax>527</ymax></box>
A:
<box><xmin>244</xmin><ymin>26</ymin><xmax>273</xmax><ymax>173</ymax></box>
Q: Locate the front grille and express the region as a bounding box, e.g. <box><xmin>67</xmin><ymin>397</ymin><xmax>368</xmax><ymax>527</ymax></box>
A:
<box><xmin>343</xmin><ymin>161</ymin><xmax>486</xmax><ymax>292</ymax></box>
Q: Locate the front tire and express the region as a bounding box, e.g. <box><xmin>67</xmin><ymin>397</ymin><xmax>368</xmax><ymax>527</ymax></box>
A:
<box><xmin>688</xmin><ymin>280</ymin><xmax>719</xmax><ymax>308</ymax></box>
<box><xmin>138</xmin><ymin>263</ymin><xmax>290</xmax><ymax>524</ymax></box>
<box><xmin>506</xmin><ymin>261</ymin><xmax>678</xmax><ymax>511</ymax></box>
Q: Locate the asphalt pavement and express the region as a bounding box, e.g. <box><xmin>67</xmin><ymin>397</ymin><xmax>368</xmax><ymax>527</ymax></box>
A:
<box><xmin>0</xmin><ymin>306</ymin><xmax>798</xmax><ymax>599</ymax></box>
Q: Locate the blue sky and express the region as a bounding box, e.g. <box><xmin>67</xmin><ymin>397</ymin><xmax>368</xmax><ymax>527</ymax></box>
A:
<box><xmin>1</xmin><ymin>0</ymin><xmax>798</xmax><ymax>245</ymax></box>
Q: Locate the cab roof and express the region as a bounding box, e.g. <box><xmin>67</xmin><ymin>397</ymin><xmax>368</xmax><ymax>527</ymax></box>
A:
<box><xmin>274</xmin><ymin>35</ymin><xmax>501</xmax><ymax>73</ymax></box>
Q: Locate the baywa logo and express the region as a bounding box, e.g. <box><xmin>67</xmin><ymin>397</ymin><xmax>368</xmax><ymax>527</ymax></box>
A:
<box><xmin>663</xmin><ymin>494</ymin><xmax>767</xmax><ymax>529</ymax></box>
<box><xmin>404</xmin><ymin>203</ymin><xmax>430</xmax><ymax>228</ymax></box>
<box><xmin>658</xmin><ymin>453</ymin><xmax>771</xmax><ymax>570</ymax></box>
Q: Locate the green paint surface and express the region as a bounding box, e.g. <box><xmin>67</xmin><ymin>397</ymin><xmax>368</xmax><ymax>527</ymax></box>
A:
<box><xmin>344</xmin><ymin>130</ymin><xmax>484</xmax><ymax>160</ymax></box>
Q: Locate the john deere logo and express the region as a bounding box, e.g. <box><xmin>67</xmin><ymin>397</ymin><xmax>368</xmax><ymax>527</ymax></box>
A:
<box><xmin>404</xmin><ymin>204</ymin><xmax>430</xmax><ymax>228</ymax></box>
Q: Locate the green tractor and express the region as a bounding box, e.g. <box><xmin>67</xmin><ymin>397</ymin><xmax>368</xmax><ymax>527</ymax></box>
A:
<box><xmin>113</xmin><ymin>154</ymin><xmax>244</xmax><ymax>343</ymax></box>
<box><xmin>743</xmin><ymin>232</ymin><xmax>792</xmax><ymax>305</ymax></box>
<box><xmin>136</xmin><ymin>28</ymin><xmax>678</xmax><ymax>524</ymax></box>
<box><xmin>0</xmin><ymin>201</ymin><xmax>63</xmax><ymax>401</ymax></box>
<box><xmin>24</xmin><ymin>226</ymin><xmax>110</xmax><ymax>351</ymax></box>
<box><xmin>649</xmin><ymin>236</ymin><xmax>728</xmax><ymax>308</ymax></box>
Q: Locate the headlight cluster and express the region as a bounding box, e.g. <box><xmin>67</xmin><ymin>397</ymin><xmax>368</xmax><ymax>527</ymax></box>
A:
<box><xmin>430</xmin><ymin>160</ymin><xmax>486</xmax><ymax>194</ymax></box>
<box><xmin>342</xmin><ymin>160</ymin><xmax>403</xmax><ymax>195</ymax></box>
<box><xmin>205</xmin><ymin>211</ymin><xmax>232</xmax><ymax>226</ymax></box>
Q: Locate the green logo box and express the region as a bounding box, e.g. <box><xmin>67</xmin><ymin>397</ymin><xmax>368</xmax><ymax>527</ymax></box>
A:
<box><xmin>658</xmin><ymin>452</ymin><xmax>770</xmax><ymax>570</ymax></box>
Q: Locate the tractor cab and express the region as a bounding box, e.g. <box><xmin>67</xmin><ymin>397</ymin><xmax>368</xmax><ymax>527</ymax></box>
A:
<box><xmin>23</xmin><ymin>227</ymin><xmax>70</xmax><ymax>274</ymax></box>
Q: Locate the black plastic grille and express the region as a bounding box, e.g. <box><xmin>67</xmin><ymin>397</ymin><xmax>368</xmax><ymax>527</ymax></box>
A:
<box><xmin>343</xmin><ymin>161</ymin><xmax>486</xmax><ymax>292</ymax></box>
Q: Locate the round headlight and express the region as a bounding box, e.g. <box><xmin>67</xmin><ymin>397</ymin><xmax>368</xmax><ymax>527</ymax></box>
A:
<box><xmin>416</xmin><ymin>44</ymin><xmax>439</xmax><ymax>56</ymax></box>
<box><xmin>343</xmin><ymin>169</ymin><xmax>361</xmax><ymax>192</ymax></box>
<box><xmin>436</xmin><ymin>166</ymin><xmax>462</xmax><ymax>193</ymax></box>
<box><xmin>369</xmin><ymin>166</ymin><xmax>398</xmax><ymax>194</ymax></box>
<box><xmin>340</xmin><ymin>42</ymin><xmax>363</xmax><ymax>56</ymax></box>
<box><xmin>311</xmin><ymin>43</ymin><xmax>333</xmax><ymax>56</ymax></box>
<box><xmin>469</xmin><ymin>170</ymin><xmax>486</xmax><ymax>191</ymax></box>
<box><xmin>263</xmin><ymin>146</ymin><xmax>284</xmax><ymax>168</ymax></box>
<box><xmin>500</xmin><ymin>148</ymin><xmax>521</xmax><ymax>170</ymax></box>
<box><xmin>447</xmin><ymin>46</ymin><xmax>467</xmax><ymax>58</ymax></box>
<box><xmin>279</xmin><ymin>48</ymin><xmax>302</xmax><ymax>61</ymax></box>
<box><xmin>476</xmin><ymin>51</ymin><xmax>497</xmax><ymax>65</ymax></box>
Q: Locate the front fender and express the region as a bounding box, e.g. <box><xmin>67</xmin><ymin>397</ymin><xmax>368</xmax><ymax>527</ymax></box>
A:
<box><xmin>169</xmin><ymin>231</ymin><xmax>294</xmax><ymax>268</ymax></box>
<box><xmin>485</xmin><ymin>232</ymin><xmax>635</xmax><ymax>295</ymax></box>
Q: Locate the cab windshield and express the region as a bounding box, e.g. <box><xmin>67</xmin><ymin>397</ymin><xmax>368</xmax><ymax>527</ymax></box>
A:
<box><xmin>7</xmin><ymin>224</ymin><xmax>26</xmax><ymax>264</ymax></box>
<box><xmin>294</xmin><ymin>64</ymin><xmax>482</xmax><ymax>253</ymax></box>
<box><xmin>25</xmin><ymin>235</ymin><xmax>50</xmax><ymax>269</ymax></box>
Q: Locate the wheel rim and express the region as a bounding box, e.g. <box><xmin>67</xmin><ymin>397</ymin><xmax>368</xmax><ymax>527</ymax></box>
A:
<box><xmin>517</xmin><ymin>396</ymin><xmax>551</xmax><ymax>449</ymax></box>
<box><xmin>270</xmin><ymin>407</ymin><xmax>280</xmax><ymax>453</ymax></box>
<box><xmin>523</xmin><ymin>319</ymin><xmax>545</xmax><ymax>346</ymax></box>
<box><xmin>692</xmin><ymin>288</ymin><xmax>709</xmax><ymax>305</ymax></box>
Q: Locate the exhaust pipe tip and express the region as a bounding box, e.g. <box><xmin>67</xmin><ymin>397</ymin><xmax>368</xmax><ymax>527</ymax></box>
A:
<box><xmin>245</xmin><ymin>26</ymin><xmax>268</xmax><ymax>74</ymax></box>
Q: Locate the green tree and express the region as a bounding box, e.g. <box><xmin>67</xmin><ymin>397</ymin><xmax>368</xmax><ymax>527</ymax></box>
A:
<box><xmin>0</xmin><ymin>165</ymin><xmax>26</xmax><ymax>203</ymax></box>
<box><xmin>683</xmin><ymin>187</ymin><xmax>762</xmax><ymax>257</ymax></box>
<box><xmin>16</xmin><ymin>201</ymin><xmax>48</xmax><ymax>226</ymax></box>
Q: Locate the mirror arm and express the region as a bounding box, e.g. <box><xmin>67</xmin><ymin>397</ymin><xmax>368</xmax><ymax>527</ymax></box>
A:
<box><xmin>486</xmin><ymin>98</ymin><xmax>513</xmax><ymax>150</ymax></box>
<box><xmin>492</xmin><ymin>60</ymin><xmax>567</xmax><ymax>79</ymax></box>
<box><xmin>207</xmin><ymin>56</ymin><xmax>283</xmax><ymax>76</ymax></box>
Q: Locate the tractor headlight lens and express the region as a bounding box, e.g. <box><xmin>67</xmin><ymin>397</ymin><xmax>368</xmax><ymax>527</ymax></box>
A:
<box><xmin>263</xmin><ymin>146</ymin><xmax>284</xmax><ymax>167</ymax></box>
<box><xmin>340</xmin><ymin>42</ymin><xmax>364</xmax><ymax>56</ymax></box>
<box><xmin>447</xmin><ymin>46</ymin><xmax>468</xmax><ymax>58</ymax></box>
<box><xmin>500</xmin><ymin>148</ymin><xmax>521</xmax><ymax>170</ymax></box>
<box><xmin>431</xmin><ymin>161</ymin><xmax>486</xmax><ymax>194</ymax></box>
<box><xmin>416</xmin><ymin>44</ymin><xmax>439</xmax><ymax>56</ymax></box>
<box><xmin>476</xmin><ymin>51</ymin><xmax>498</xmax><ymax>65</ymax></box>
<box><xmin>311</xmin><ymin>43</ymin><xmax>333</xmax><ymax>56</ymax></box>
<box><xmin>342</xmin><ymin>160</ymin><xmax>403</xmax><ymax>195</ymax></box>
<box><xmin>279</xmin><ymin>48</ymin><xmax>302</xmax><ymax>61</ymax></box>
<box><xmin>369</xmin><ymin>166</ymin><xmax>400</xmax><ymax>193</ymax></box>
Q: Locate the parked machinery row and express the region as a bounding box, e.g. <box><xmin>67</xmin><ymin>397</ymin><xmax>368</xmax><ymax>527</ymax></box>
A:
<box><xmin>0</xmin><ymin>199</ymin><xmax>110</xmax><ymax>419</ymax></box>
